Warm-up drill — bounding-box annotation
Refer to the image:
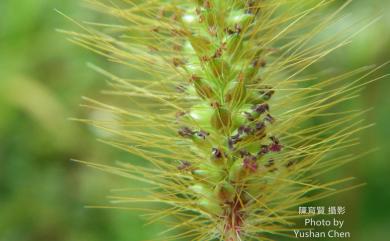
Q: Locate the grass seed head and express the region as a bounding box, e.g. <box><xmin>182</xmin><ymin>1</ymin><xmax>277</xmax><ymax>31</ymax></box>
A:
<box><xmin>62</xmin><ymin>0</ymin><xmax>385</xmax><ymax>240</ymax></box>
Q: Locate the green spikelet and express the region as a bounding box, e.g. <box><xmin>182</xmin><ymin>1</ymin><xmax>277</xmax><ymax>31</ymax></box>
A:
<box><xmin>60</xmin><ymin>0</ymin><xmax>386</xmax><ymax>240</ymax></box>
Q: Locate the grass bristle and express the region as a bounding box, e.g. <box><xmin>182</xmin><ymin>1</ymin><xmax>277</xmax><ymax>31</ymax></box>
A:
<box><xmin>61</xmin><ymin>0</ymin><xmax>385</xmax><ymax>240</ymax></box>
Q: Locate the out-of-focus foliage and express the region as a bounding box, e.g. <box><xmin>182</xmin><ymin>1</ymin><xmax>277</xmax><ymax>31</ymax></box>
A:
<box><xmin>0</xmin><ymin>1</ymin><xmax>162</xmax><ymax>241</ymax></box>
<box><xmin>0</xmin><ymin>0</ymin><xmax>388</xmax><ymax>241</ymax></box>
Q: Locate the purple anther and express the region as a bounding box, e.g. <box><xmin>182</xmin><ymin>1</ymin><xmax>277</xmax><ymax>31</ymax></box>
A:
<box><xmin>212</xmin><ymin>148</ymin><xmax>223</xmax><ymax>159</ymax></box>
<box><xmin>269</xmin><ymin>143</ymin><xmax>282</xmax><ymax>152</ymax></box>
<box><xmin>253</xmin><ymin>103</ymin><xmax>269</xmax><ymax>114</ymax></box>
<box><xmin>269</xmin><ymin>136</ymin><xmax>282</xmax><ymax>152</ymax></box>
<box><xmin>243</xmin><ymin>155</ymin><xmax>258</xmax><ymax>172</ymax></box>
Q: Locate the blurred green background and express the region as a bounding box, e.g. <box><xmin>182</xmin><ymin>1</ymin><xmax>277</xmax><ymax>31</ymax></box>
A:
<box><xmin>0</xmin><ymin>0</ymin><xmax>389</xmax><ymax>241</ymax></box>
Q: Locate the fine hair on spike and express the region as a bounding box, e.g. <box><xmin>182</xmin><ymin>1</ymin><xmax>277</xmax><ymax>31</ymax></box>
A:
<box><xmin>60</xmin><ymin>0</ymin><xmax>388</xmax><ymax>240</ymax></box>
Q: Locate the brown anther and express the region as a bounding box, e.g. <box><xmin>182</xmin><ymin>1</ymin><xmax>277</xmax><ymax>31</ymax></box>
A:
<box><xmin>269</xmin><ymin>167</ymin><xmax>278</xmax><ymax>173</ymax></box>
<box><xmin>246</xmin><ymin>0</ymin><xmax>258</xmax><ymax>14</ymax></box>
<box><xmin>172</xmin><ymin>58</ymin><xmax>185</xmax><ymax>67</ymax></box>
<box><xmin>270</xmin><ymin>136</ymin><xmax>279</xmax><ymax>143</ymax></box>
<box><xmin>177</xmin><ymin>160</ymin><xmax>192</xmax><ymax>171</ymax></box>
<box><xmin>196</xmin><ymin>130</ymin><xmax>210</xmax><ymax>139</ymax></box>
<box><xmin>286</xmin><ymin>160</ymin><xmax>296</xmax><ymax>168</ymax></box>
<box><xmin>171</xmin><ymin>14</ymin><xmax>178</xmax><ymax>21</ymax></box>
<box><xmin>225</xmin><ymin>27</ymin><xmax>236</xmax><ymax>35</ymax></box>
<box><xmin>239</xmin><ymin>149</ymin><xmax>250</xmax><ymax>157</ymax></box>
<box><xmin>263</xmin><ymin>90</ymin><xmax>275</xmax><ymax>100</ymax></box>
<box><xmin>148</xmin><ymin>46</ymin><xmax>158</xmax><ymax>52</ymax></box>
<box><xmin>264</xmin><ymin>159</ymin><xmax>274</xmax><ymax>168</ymax></box>
<box><xmin>259</xmin><ymin>86</ymin><xmax>275</xmax><ymax>100</ymax></box>
<box><xmin>210</xmin><ymin>101</ymin><xmax>221</xmax><ymax>109</ymax></box>
<box><xmin>260</xmin><ymin>60</ymin><xmax>267</xmax><ymax>68</ymax></box>
<box><xmin>200</xmin><ymin>56</ymin><xmax>210</xmax><ymax>62</ymax></box>
<box><xmin>265</xmin><ymin>48</ymin><xmax>279</xmax><ymax>54</ymax></box>
<box><xmin>175</xmin><ymin>111</ymin><xmax>186</xmax><ymax>119</ymax></box>
<box><xmin>199</xmin><ymin>15</ymin><xmax>205</xmax><ymax>23</ymax></box>
<box><xmin>195</xmin><ymin>7</ymin><xmax>201</xmax><ymax>15</ymax></box>
<box><xmin>213</xmin><ymin>46</ymin><xmax>223</xmax><ymax>58</ymax></box>
<box><xmin>253</xmin><ymin>59</ymin><xmax>267</xmax><ymax>68</ymax></box>
<box><xmin>264</xmin><ymin>114</ymin><xmax>275</xmax><ymax>123</ymax></box>
<box><xmin>204</xmin><ymin>0</ymin><xmax>212</xmax><ymax>9</ymax></box>
<box><xmin>189</xmin><ymin>74</ymin><xmax>201</xmax><ymax>83</ymax></box>
<box><xmin>258</xmin><ymin>145</ymin><xmax>269</xmax><ymax>155</ymax></box>
<box><xmin>178</xmin><ymin>126</ymin><xmax>194</xmax><ymax>137</ymax></box>
<box><xmin>173</xmin><ymin>44</ymin><xmax>182</xmax><ymax>51</ymax></box>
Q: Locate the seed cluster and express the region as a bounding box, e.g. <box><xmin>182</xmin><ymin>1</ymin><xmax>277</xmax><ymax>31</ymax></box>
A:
<box><xmin>69</xmin><ymin>0</ymin><xmax>368</xmax><ymax>239</ymax></box>
<box><xmin>172</xmin><ymin>0</ymin><xmax>284</xmax><ymax>238</ymax></box>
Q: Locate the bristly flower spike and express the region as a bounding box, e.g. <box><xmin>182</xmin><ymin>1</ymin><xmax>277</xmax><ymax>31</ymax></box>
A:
<box><xmin>60</xmin><ymin>0</ymin><xmax>388</xmax><ymax>240</ymax></box>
